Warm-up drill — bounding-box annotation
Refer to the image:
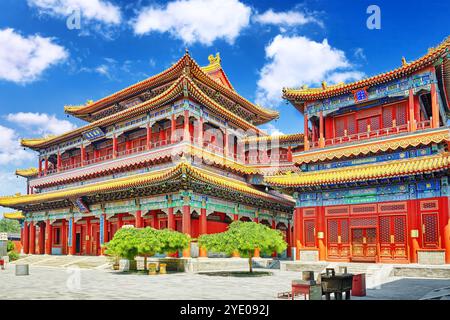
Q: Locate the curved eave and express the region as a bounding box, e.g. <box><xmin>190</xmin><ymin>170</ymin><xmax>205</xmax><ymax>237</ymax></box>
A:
<box><xmin>266</xmin><ymin>153</ymin><xmax>450</xmax><ymax>187</ymax></box>
<box><xmin>0</xmin><ymin>162</ymin><xmax>292</xmax><ymax>208</ymax></box>
<box><xmin>283</xmin><ymin>36</ymin><xmax>450</xmax><ymax>101</ymax></box>
<box><xmin>3</xmin><ymin>211</ymin><xmax>24</xmax><ymax>220</ymax></box>
<box><xmin>16</xmin><ymin>168</ymin><xmax>38</xmax><ymax>178</ymax></box>
<box><xmin>244</xmin><ymin>133</ymin><xmax>305</xmax><ymax>144</ymax></box>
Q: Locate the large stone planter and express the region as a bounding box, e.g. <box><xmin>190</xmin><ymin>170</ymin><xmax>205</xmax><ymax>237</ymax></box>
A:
<box><xmin>119</xmin><ymin>259</ymin><xmax>137</xmax><ymax>272</ymax></box>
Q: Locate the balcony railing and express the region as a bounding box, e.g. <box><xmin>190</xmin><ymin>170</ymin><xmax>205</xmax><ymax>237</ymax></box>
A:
<box><xmin>308</xmin><ymin>122</ymin><xmax>432</xmax><ymax>150</ymax></box>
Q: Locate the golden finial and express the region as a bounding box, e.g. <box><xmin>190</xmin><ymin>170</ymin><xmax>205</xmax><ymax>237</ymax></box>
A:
<box><xmin>401</xmin><ymin>57</ymin><xmax>407</xmax><ymax>66</ymax></box>
<box><xmin>321</xmin><ymin>81</ymin><xmax>327</xmax><ymax>90</ymax></box>
<box><xmin>301</xmin><ymin>84</ymin><xmax>309</xmax><ymax>90</ymax></box>
<box><xmin>86</xmin><ymin>99</ymin><xmax>94</xmax><ymax>105</ymax></box>
<box><xmin>208</xmin><ymin>52</ymin><xmax>221</xmax><ymax>65</ymax></box>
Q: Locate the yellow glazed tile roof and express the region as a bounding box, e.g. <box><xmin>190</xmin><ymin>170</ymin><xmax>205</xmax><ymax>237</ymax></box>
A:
<box><xmin>283</xmin><ymin>36</ymin><xmax>450</xmax><ymax>101</ymax></box>
<box><xmin>3</xmin><ymin>211</ymin><xmax>24</xmax><ymax>220</ymax></box>
<box><xmin>265</xmin><ymin>153</ymin><xmax>450</xmax><ymax>187</ymax></box>
<box><xmin>0</xmin><ymin>161</ymin><xmax>291</xmax><ymax>208</ymax></box>
<box><xmin>15</xmin><ymin>168</ymin><xmax>39</xmax><ymax>178</ymax></box>
<box><xmin>243</xmin><ymin>133</ymin><xmax>304</xmax><ymax>144</ymax></box>
<box><xmin>292</xmin><ymin>129</ymin><xmax>450</xmax><ymax>164</ymax></box>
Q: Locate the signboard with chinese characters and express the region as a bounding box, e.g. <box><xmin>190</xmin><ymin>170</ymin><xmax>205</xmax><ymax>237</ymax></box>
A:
<box><xmin>82</xmin><ymin>127</ymin><xmax>105</xmax><ymax>141</ymax></box>
<box><xmin>353</xmin><ymin>87</ymin><xmax>369</xmax><ymax>103</ymax></box>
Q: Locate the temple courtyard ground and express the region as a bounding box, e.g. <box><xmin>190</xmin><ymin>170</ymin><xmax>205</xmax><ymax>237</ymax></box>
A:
<box><xmin>0</xmin><ymin>257</ymin><xmax>449</xmax><ymax>300</ymax></box>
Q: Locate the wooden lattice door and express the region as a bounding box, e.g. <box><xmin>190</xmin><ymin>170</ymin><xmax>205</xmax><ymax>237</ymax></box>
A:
<box><xmin>379</xmin><ymin>215</ymin><xmax>408</xmax><ymax>261</ymax></box>
<box><xmin>351</xmin><ymin>228</ymin><xmax>377</xmax><ymax>261</ymax></box>
<box><xmin>327</xmin><ymin>218</ymin><xmax>350</xmax><ymax>259</ymax></box>
<box><xmin>421</xmin><ymin>213</ymin><xmax>439</xmax><ymax>248</ymax></box>
<box><xmin>303</xmin><ymin>219</ymin><xmax>316</xmax><ymax>247</ymax></box>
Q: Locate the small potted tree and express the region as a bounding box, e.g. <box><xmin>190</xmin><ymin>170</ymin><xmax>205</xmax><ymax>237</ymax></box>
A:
<box><xmin>104</xmin><ymin>227</ymin><xmax>140</xmax><ymax>271</ymax></box>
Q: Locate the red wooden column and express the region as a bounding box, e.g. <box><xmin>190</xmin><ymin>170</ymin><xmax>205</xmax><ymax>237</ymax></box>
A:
<box><xmin>286</xmin><ymin>222</ymin><xmax>291</xmax><ymax>258</ymax></box>
<box><xmin>61</xmin><ymin>219</ymin><xmax>67</xmax><ymax>255</ymax></box>
<box><xmin>182</xmin><ymin>197</ymin><xmax>191</xmax><ymax>257</ymax></box>
<box><xmin>287</xmin><ymin>146</ymin><xmax>293</xmax><ymax>162</ymax></box>
<box><xmin>29</xmin><ymin>223</ymin><xmax>36</xmax><ymax>254</ymax></box>
<box><xmin>224</xmin><ymin>128</ymin><xmax>229</xmax><ymax>158</ymax></box>
<box><xmin>440</xmin><ymin>197</ymin><xmax>450</xmax><ymax>264</ymax></box>
<box><xmin>118</xmin><ymin>213</ymin><xmax>123</xmax><ymax>228</ymax></box>
<box><xmin>431</xmin><ymin>82</ymin><xmax>439</xmax><ymax>128</ymax></box>
<box><xmin>168</xmin><ymin>207</ymin><xmax>175</xmax><ymax>230</ymax></box>
<box><xmin>231</xmin><ymin>213</ymin><xmax>240</xmax><ymax>258</ymax></box>
<box><xmin>146</xmin><ymin>124</ymin><xmax>152</xmax><ymax>150</ymax></box>
<box><xmin>271</xmin><ymin>219</ymin><xmax>277</xmax><ymax>258</ymax></box>
<box><xmin>407</xmin><ymin>199</ymin><xmax>420</xmax><ymax>263</ymax></box>
<box><xmin>85</xmin><ymin>218</ymin><xmax>91</xmax><ymax>256</ymax></box>
<box><xmin>199</xmin><ymin>205</ymin><xmax>208</xmax><ymax>258</ymax></box>
<box><xmin>135</xmin><ymin>210</ymin><xmax>143</xmax><ymax>228</ymax></box>
<box><xmin>408</xmin><ymin>89</ymin><xmax>417</xmax><ymax>132</ymax></box>
<box><xmin>253</xmin><ymin>214</ymin><xmax>260</xmax><ymax>258</ymax></box>
<box><xmin>303</xmin><ymin>113</ymin><xmax>310</xmax><ymax>151</ymax></box>
<box><xmin>101</xmin><ymin>213</ymin><xmax>108</xmax><ymax>255</ymax></box>
<box><xmin>80</xmin><ymin>145</ymin><xmax>86</xmax><ymax>167</ymax></box>
<box><xmin>198</xmin><ymin>117</ymin><xmax>204</xmax><ymax>147</ymax></box>
<box><xmin>45</xmin><ymin>219</ymin><xmax>52</xmax><ymax>255</ymax></box>
<box><xmin>317</xmin><ymin>206</ymin><xmax>326</xmax><ymax>261</ymax></box>
<box><xmin>151</xmin><ymin>211</ymin><xmax>158</xmax><ymax>229</ymax></box>
<box><xmin>171</xmin><ymin>114</ymin><xmax>176</xmax><ymax>143</ymax></box>
<box><xmin>44</xmin><ymin>157</ymin><xmax>49</xmax><ymax>176</ymax></box>
<box><xmin>39</xmin><ymin>223</ymin><xmax>45</xmax><ymax>254</ymax></box>
<box><xmin>23</xmin><ymin>222</ymin><xmax>29</xmax><ymax>254</ymax></box>
<box><xmin>57</xmin><ymin>151</ymin><xmax>62</xmax><ymax>172</ymax></box>
<box><xmin>38</xmin><ymin>158</ymin><xmax>42</xmax><ymax>176</ymax></box>
<box><xmin>293</xmin><ymin>207</ymin><xmax>302</xmax><ymax>260</ymax></box>
<box><xmin>184</xmin><ymin>110</ymin><xmax>190</xmax><ymax>142</ymax></box>
<box><xmin>112</xmin><ymin>135</ymin><xmax>118</xmax><ymax>159</ymax></box>
<box><xmin>319</xmin><ymin>111</ymin><xmax>325</xmax><ymax>148</ymax></box>
<box><xmin>70</xmin><ymin>217</ymin><xmax>76</xmax><ymax>255</ymax></box>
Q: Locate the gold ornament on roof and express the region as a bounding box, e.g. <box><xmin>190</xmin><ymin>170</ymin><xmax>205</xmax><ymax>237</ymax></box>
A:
<box><xmin>401</xmin><ymin>57</ymin><xmax>408</xmax><ymax>66</ymax></box>
<box><xmin>208</xmin><ymin>52</ymin><xmax>221</xmax><ymax>65</ymax></box>
<box><xmin>321</xmin><ymin>81</ymin><xmax>327</xmax><ymax>90</ymax></box>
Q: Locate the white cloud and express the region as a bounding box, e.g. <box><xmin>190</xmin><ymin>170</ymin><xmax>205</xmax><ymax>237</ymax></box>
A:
<box><xmin>6</xmin><ymin>112</ymin><xmax>77</xmax><ymax>136</ymax></box>
<box><xmin>256</xmin><ymin>35</ymin><xmax>365</xmax><ymax>107</ymax></box>
<box><xmin>354</xmin><ymin>47</ymin><xmax>367</xmax><ymax>60</ymax></box>
<box><xmin>0</xmin><ymin>28</ymin><xmax>68</xmax><ymax>84</ymax></box>
<box><xmin>0</xmin><ymin>125</ymin><xmax>34</xmax><ymax>166</ymax></box>
<box><xmin>132</xmin><ymin>0</ymin><xmax>252</xmax><ymax>45</ymax></box>
<box><xmin>27</xmin><ymin>0</ymin><xmax>122</xmax><ymax>25</ymax></box>
<box><xmin>261</xmin><ymin>123</ymin><xmax>285</xmax><ymax>136</ymax></box>
<box><xmin>253</xmin><ymin>9</ymin><xmax>322</xmax><ymax>27</ymax></box>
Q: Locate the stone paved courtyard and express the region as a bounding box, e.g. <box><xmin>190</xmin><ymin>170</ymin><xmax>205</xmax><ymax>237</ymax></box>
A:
<box><xmin>1</xmin><ymin>264</ymin><xmax>449</xmax><ymax>300</ymax></box>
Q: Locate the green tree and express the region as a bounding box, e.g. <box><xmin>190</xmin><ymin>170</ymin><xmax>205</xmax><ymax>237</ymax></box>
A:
<box><xmin>104</xmin><ymin>227</ymin><xmax>140</xmax><ymax>261</ymax></box>
<box><xmin>136</xmin><ymin>227</ymin><xmax>161</xmax><ymax>270</ymax></box>
<box><xmin>0</xmin><ymin>219</ymin><xmax>21</xmax><ymax>233</ymax></box>
<box><xmin>199</xmin><ymin>221</ymin><xmax>287</xmax><ymax>273</ymax></box>
<box><xmin>157</xmin><ymin>228</ymin><xmax>190</xmax><ymax>254</ymax></box>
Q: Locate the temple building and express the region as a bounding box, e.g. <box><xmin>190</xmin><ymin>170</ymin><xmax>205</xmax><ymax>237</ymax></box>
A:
<box><xmin>266</xmin><ymin>37</ymin><xmax>450</xmax><ymax>264</ymax></box>
<box><xmin>0</xmin><ymin>52</ymin><xmax>302</xmax><ymax>257</ymax></box>
<box><xmin>2</xmin><ymin>37</ymin><xmax>450</xmax><ymax>265</ymax></box>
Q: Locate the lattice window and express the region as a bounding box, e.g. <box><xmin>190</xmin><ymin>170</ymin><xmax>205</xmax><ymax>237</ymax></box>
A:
<box><xmin>350</xmin><ymin>217</ymin><xmax>377</xmax><ymax>227</ymax></box>
<box><xmin>378</xmin><ymin>202</ymin><xmax>407</xmax><ymax>213</ymax></box>
<box><xmin>357</xmin><ymin>119</ymin><xmax>367</xmax><ymax>133</ymax></box>
<box><xmin>420</xmin><ymin>200</ymin><xmax>439</xmax><ymax>211</ymax></box>
<box><xmin>394</xmin><ymin>216</ymin><xmax>406</xmax><ymax>243</ymax></box>
<box><xmin>366</xmin><ymin>228</ymin><xmax>377</xmax><ymax>243</ymax></box>
<box><xmin>369</xmin><ymin>116</ymin><xmax>380</xmax><ymax>130</ymax></box>
<box><xmin>304</xmin><ymin>220</ymin><xmax>315</xmax><ymax>247</ymax></box>
<box><xmin>358</xmin><ymin>107</ymin><xmax>381</xmax><ymax>119</ymax></box>
<box><xmin>327</xmin><ymin>220</ymin><xmax>339</xmax><ymax>243</ymax></box>
<box><xmin>379</xmin><ymin>216</ymin><xmax>390</xmax><ymax>244</ymax></box>
<box><xmin>335</xmin><ymin>117</ymin><xmax>345</xmax><ymax>137</ymax></box>
<box><xmin>383</xmin><ymin>106</ymin><xmax>393</xmax><ymax>128</ymax></box>
<box><xmin>303</xmin><ymin>208</ymin><xmax>316</xmax><ymax>216</ymax></box>
<box><xmin>326</xmin><ymin>206</ymin><xmax>349</xmax><ymax>215</ymax></box>
<box><xmin>396</xmin><ymin>104</ymin><xmax>407</xmax><ymax>125</ymax></box>
<box><xmin>347</xmin><ymin>114</ymin><xmax>356</xmax><ymax>135</ymax></box>
<box><xmin>352</xmin><ymin>229</ymin><xmax>363</xmax><ymax>244</ymax></box>
<box><xmin>341</xmin><ymin>220</ymin><xmax>349</xmax><ymax>244</ymax></box>
<box><xmin>423</xmin><ymin>214</ymin><xmax>439</xmax><ymax>246</ymax></box>
<box><xmin>351</xmin><ymin>204</ymin><xmax>377</xmax><ymax>214</ymax></box>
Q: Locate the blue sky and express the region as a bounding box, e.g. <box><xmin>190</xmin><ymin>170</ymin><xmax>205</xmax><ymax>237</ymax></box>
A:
<box><xmin>0</xmin><ymin>0</ymin><xmax>449</xmax><ymax>214</ymax></box>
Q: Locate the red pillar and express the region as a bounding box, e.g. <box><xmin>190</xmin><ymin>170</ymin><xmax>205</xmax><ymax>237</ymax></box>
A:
<box><xmin>440</xmin><ymin>197</ymin><xmax>450</xmax><ymax>264</ymax></box>
<box><xmin>408</xmin><ymin>89</ymin><xmax>416</xmax><ymax>132</ymax></box>
<box><xmin>23</xmin><ymin>222</ymin><xmax>29</xmax><ymax>254</ymax></box>
<box><xmin>146</xmin><ymin>124</ymin><xmax>152</xmax><ymax>149</ymax></box>
<box><xmin>182</xmin><ymin>205</ymin><xmax>191</xmax><ymax>257</ymax></box>
<box><xmin>271</xmin><ymin>220</ymin><xmax>277</xmax><ymax>258</ymax></box>
<box><xmin>199</xmin><ymin>208</ymin><xmax>208</xmax><ymax>257</ymax></box>
<box><xmin>57</xmin><ymin>152</ymin><xmax>62</xmax><ymax>172</ymax></box>
<box><xmin>29</xmin><ymin>223</ymin><xmax>36</xmax><ymax>254</ymax></box>
<box><xmin>80</xmin><ymin>145</ymin><xmax>86</xmax><ymax>167</ymax></box>
<box><xmin>152</xmin><ymin>211</ymin><xmax>158</xmax><ymax>229</ymax></box>
<box><xmin>45</xmin><ymin>220</ymin><xmax>52</xmax><ymax>255</ymax></box>
<box><xmin>431</xmin><ymin>82</ymin><xmax>439</xmax><ymax>128</ymax></box>
<box><xmin>38</xmin><ymin>158</ymin><xmax>42</xmax><ymax>176</ymax></box>
<box><xmin>198</xmin><ymin>117</ymin><xmax>204</xmax><ymax>147</ymax></box>
<box><xmin>293</xmin><ymin>207</ymin><xmax>302</xmax><ymax>260</ymax></box>
<box><xmin>319</xmin><ymin>111</ymin><xmax>325</xmax><ymax>148</ymax></box>
<box><xmin>44</xmin><ymin>157</ymin><xmax>48</xmax><ymax>175</ymax></box>
<box><xmin>317</xmin><ymin>206</ymin><xmax>326</xmax><ymax>261</ymax></box>
<box><xmin>407</xmin><ymin>199</ymin><xmax>420</xmax><ymax>263</ymax></box>
<box><xmin>113</xmin><ymin>135</ymin><xmax>118</xmax><ymax>159</ymax></box>
<box><xmin>118</xmin><ymin>213</ymin><xmax>123</xmax><ymax>228</ymax></box>
<box><xmin>184</xmin><ymin>110</ymin><xmax>190</xmax><ymax>142</ymax></box>
<box><xmin>70</xmin><ymin>217</ymin><xmax>76</xmax><ymax>255</ymax></box>
<box><xmin>60</xmin><ymin>220</ymin><xmax>66</xmax><ymax>255</ymax></box>
<box><xmin>135</xmin><ymin>210</ymin><xmax>143</xmax><ymax>228</ymax></box>
<box><xmin>303</xmin><ymin>113</ymin><xmax>310</xmax><ymax>151</ymax></box>
<box><xmin>224</xmin><ymin>128</ymin><xmax>229</xmax><ymax>157</ymax></box>
<box><xmin>171</xmin><ymin>114</ymin><xmax>176</xmax><ymax>143</ymax></box>
<box><xmin>85</xmin><ymin>218</ymin><xmax>91</xmax><ymax>256</ymax></box>
<box><xmin>286</xmin><ymin>222</ymin><xmax>291</xmax><ymax>258</ymax></box>
<box><xmin>168</xmin><ymin>207</ymin><xmax>175</xmax><ymax>230</ymax></box>
<box><xmin>253</xmin><ymin>216</ymin><xmax>260</xmax><ymax>258</ymax></box>
<box><xmin>39</xmin><ymin>223</ymin><xmax>45</xmax><ymax>254</ymax></box>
